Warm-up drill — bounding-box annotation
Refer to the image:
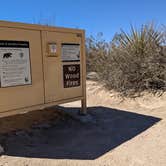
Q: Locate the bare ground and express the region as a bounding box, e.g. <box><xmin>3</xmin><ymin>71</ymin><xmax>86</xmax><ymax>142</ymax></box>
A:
<box><xmin>0</xmin><ymin>80</ymin><xmax>166</xmax><ymax>166</ymax></box>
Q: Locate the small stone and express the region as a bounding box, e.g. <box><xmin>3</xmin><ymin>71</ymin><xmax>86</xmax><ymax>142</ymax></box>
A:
<box><xmin>0</xmin><ymin>145</ymin><xmax>4</xmax><ymax>155</ymax></box>
<box><xmin>32</xmin><ymin>123</ymin><xmax>51</xmax><ymax>129</ymax></box>
<box><xmin>77</xmin><ymin>114</ymin><xmax>97</xmax><ymax>124</ymax></box>
<box><xmin>87</xmin><ymin>72</ymin><xmax>100</xmax><ymax>80</ymax></box>
<box><xmin>15</xmin><ymin>130</ymin><xmax>26</xmax><ymax>136</ymax></box>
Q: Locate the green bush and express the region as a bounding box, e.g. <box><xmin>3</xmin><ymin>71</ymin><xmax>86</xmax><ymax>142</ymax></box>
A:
<box><xmin>86</xmin><ymin>24</ymin><xmax>166</xmax><ymax>97</ymax></box>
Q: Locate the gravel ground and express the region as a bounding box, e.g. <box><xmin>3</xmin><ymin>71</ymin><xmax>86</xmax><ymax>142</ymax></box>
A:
<box><xmin>0</xmin><ymin>80</ymin><xmax>166</xmax><ymax>166</ymax></box>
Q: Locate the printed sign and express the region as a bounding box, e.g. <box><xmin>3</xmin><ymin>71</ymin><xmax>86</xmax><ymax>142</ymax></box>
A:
<box><xmin>63</xmin><ymin>64</ymin><xmax>80</xmax><ymax>88</ymax></box>
<box><xmin>48</xmin><ymin>43</ymin><xmax>57</xmax><ymax>55</ymax></box>
<box><xmin>0</xmin><ymin>40</ymin><xmax>32</xmax><ymax>87</ymax></box>
<box><xmin>62</xmin><ymin>44</ymin><xmax>80</xmax><ymax>62</ymax></box>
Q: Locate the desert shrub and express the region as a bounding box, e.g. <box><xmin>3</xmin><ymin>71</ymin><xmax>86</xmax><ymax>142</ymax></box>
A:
<box><xmin>86</xmin><ymin>33</ymin><xmax>111</xmax><ymax>79</ymax></box>
<box><xmin>86</xmin><ymin>24</ymin><xmax>166</xmax><ymax>97</ymax></box>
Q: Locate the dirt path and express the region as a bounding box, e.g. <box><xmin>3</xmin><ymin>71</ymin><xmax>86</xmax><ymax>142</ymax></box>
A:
<box><xmin>0</xmin><ymin>80</ymin><xmax>166</xmax><ymax>166</ymax></box>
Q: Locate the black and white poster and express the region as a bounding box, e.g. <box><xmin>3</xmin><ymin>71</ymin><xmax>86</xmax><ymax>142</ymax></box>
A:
<box><xmin>63</xmin><ymin>64</ymin><xmax>80</xmax><ymax>88</ymax></box>
<box><xmin>0</xmin><ymin>40</ymin><xmax>32</xmax><ymax>87</ymax></box>
<box><xmin>62</xmin><ymin>44</ymin><xmax>80</xmax><ymax>62</ymax></box>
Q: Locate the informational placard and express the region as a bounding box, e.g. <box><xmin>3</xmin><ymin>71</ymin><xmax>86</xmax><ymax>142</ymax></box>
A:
<box><xmin>62</xmin><ymin>44</ymin><xmax>80</xmax><ymax>62</ymax></box>
<box><xmin>0</xmin><ymin>40</ymin><xmax>32</xmax><ymax>87</ymax></box>
<box><xmin>48</xmin><ymin>43</ymin><xmax>57</xmax><ymax>56</ymax></box>
<box><xmin>63</xmin><ymin>64</ymin><xmax>80</xmax><ymax>88</ymax></box>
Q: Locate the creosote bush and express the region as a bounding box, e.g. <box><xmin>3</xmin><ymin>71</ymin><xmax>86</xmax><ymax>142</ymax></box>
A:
<box><xmin>86</xmin><ymin>33</ymin><xmax>110</xmax><ymax>75</ymax></box>
<box><xmin>86</xmin><ymin>24</ymin><xmax>166</xmax><ymax>97</ymax></box>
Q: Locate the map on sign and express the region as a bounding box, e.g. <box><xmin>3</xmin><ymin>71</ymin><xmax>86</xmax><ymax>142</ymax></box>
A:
<box><xmin>62</xmin><ymin>44</ymin><xmax>80</xmax><ymax>62</ymax></box>
<box><xmin>0</xmin><ymin>40</ymin><xmax>32</xmax><ymax>87</ymax></box>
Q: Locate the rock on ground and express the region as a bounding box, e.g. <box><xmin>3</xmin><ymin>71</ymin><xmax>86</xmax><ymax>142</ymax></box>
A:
<box><xmin>0</xmin><ymin>145</ymin><xmax>4</xmax><ymax>155</ymax></box>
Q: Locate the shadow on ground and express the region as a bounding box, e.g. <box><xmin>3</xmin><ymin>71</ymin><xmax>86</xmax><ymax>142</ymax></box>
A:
<box><xmin>1</xmin><ymin>106</ymin><xmax>161</xmax><ymax>160</ymax></box>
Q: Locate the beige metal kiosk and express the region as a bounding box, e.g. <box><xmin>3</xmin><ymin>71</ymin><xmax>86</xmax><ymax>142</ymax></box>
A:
<box><xmin>0</xmin><ymin>21</ymin><xmax>86</xmax><ymax>118</ymax></box>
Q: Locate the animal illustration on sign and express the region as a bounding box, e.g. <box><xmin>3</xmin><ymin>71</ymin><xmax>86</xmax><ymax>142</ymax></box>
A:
<box><xmin>3</xmin><ymin>53</ymin><xmax>12</xmax><ymax>58</ymax></box>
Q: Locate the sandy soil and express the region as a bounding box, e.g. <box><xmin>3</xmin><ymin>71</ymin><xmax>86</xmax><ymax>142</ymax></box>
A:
<box><xmin>0</xmin><ymin>80</ymin><xmax>166</xmax><ymax>166</ymax></box>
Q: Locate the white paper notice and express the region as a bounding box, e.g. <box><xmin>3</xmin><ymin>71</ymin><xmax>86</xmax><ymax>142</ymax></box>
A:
<box><xmin>62</xmin><ymin>44</ymin><xmax>80</xmax><ymax>62</ymax></box>
<box><xmin>0</xmin><ymin>41</ymin><xmax>32</xmax><ymax>87</ymax></box>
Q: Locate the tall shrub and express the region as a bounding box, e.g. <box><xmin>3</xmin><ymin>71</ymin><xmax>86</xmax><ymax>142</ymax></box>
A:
<box><xmin>86</xmin><ymin>33</ymin><xmax>111</xmax><ymax>79</ymax></box>
<box><xmin>86</xmin><ymin>24</ymin><xmax>166</xmax><ymax>97</ymax></box>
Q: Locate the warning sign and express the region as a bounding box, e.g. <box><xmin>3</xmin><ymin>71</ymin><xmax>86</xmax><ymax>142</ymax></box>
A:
<box><xmin>0</xmin><ymin>40</ymin><xmax>32</xmax><ymax>87</ymax></box>
<box><xmin>62</xmin><ymin>44</ymin><xmax>80</xmax><ymax>62</ymax></box>
<box><xmin>63</xmin><ymin>64</ymin><xmax>80</xmax><ymax>88</ymax></box>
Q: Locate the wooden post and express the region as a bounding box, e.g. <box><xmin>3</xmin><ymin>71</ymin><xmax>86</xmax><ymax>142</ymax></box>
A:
<box><xmin>79</xmin><ymin>30</ymin><xmax>87</xmax><ymax>115</ymax></box>
<box><xmin>80</xmin><ymin>98</ymin><xmax>87</xmax><ymax>115</ymax></box>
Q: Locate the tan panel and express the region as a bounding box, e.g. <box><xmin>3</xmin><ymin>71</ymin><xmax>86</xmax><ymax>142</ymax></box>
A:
<box><xmin>42</xmin><ymin>31</ymin><xmax>83</xmax><ymax>103</ymax></box>
<box><xmin>0</xmin><ymin>20</ymin><xmax>84</xmax><ymax>34</ymax></box>
<box><xmin>0</xmin><ymin>27</ymin><xmax>44</xmax><ymax>112</ymax></box>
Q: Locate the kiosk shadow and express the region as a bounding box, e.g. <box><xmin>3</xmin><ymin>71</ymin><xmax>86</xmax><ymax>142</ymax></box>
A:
<box><xmin>3</xmin><ymin>106</ymin><xmax>161</xmax><ymax>160</ymax></box>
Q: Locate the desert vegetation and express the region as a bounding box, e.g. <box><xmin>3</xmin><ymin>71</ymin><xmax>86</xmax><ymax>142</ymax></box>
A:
<box><xmin>86</xmin><ymin>23</ymin><xmax>166</xmax><ymax>97</ymax></box>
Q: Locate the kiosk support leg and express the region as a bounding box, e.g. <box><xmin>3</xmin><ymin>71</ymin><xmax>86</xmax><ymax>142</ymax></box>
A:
<box><xmin>79</xmin><ymin>31</ymin><xmax>87</xmax><ymax>116</ymax></box>
<box><xmin>80</xmin><ymin>98</ymin><xmax>87</xmax><ymax>115</ymax></box>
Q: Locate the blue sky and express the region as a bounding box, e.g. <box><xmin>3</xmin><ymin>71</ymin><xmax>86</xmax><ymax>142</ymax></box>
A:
<box><xmin>0</xmin><ymin>0</ymin><xmax>165</xmax><ymax>40</ymax></box>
